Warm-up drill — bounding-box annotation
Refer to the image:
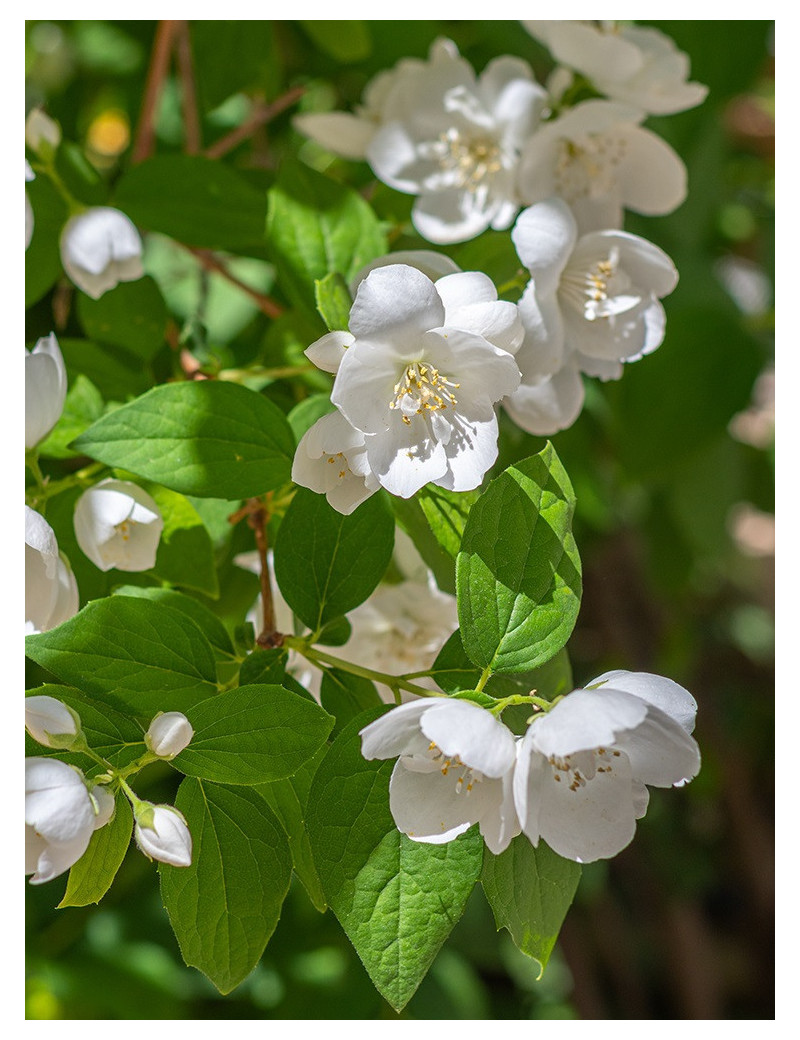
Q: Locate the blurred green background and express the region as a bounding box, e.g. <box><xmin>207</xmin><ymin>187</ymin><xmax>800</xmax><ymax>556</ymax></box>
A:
<box><xmin>25</xmin><ymin>20</ymin><xmax>774</xmax><ymax>1019</ymax></box>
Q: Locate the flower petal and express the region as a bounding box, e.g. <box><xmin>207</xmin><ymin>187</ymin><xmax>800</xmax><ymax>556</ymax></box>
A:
<box><xmin>348</xmin><ymin>264</ymin><xmax>445</xmax><ymax>344</ymax></box>
<box><xmin>359</xmin><ymin>701</ymin><xmax>432</xmax><ymax>760</ymax></box>
<box><xmin>587</xmin><ymin>670</ymin><xmax>698</xmax><ymax>733</ymax></box>
<box><xmin>512</xmin><ymin>199</ymin><xmax>577</xmax><ymax>296</ymax></box>
<box><xmin>529</xmin><ymin>688</ymin><xmax>648</xmax><ymax>759</ymax></box>
<box><xmin>293</xmin><ymin>111</ymin><xmax>376</xmax><ymax>159</ymax></box>
<box><xmin>389</xmin><ymin>758</ymin><xmax>499</xmax><ymax>841</ymax></box>
<box><xmin>419</xmin><ymin>699</ymin><xmax>516</xmax><ymax>778</ymax></box>
<box><xmin>305</xmin><ymin>330</ymin><xmax>354</xmax><ymax>374</ymax></box>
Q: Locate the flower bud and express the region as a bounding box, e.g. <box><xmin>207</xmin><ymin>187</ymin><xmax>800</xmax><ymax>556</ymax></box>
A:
<box><xmin>59</xmin><ymin>206</ymin><xmax>144</xmax><ymax>299</ymax></box>
<box><xmin>145</xmin><ymin>712</ymin><xmax>194</xmax><ymax>759</ymax></box>
<box><xmin>73</xmin><ymin>479</ymin><xmax>163</xmax><ymax>573</ymax></box>
<box><xmin>26</xmin><ymin>160</ymin><xmax>35</xmax><ymax>249</ymax></box>
<box><xmin>90</xmin><ymin>785</ymin><xmax>116</xmax><ymax>830</ymax></box>
<box><xmin>26</xmin><ymin>332</ymin><xmax>67</xmax><ymax>449</ymax></box>
<box><xmin>25</xmin><ymin>695</ymin><xmax>83</xmax><ymax>750</ymax></box>
<box><xmin>26</xmin><ymin>506</ymin><xmax>80</xmax><ymax>634</ymax></box>
<box><xmin>25</xmin><ymin>108</ymin><xmax>62</xmax><ymax>158</ymax></box>
<box><xmin>134</xmin><ymin>804</ymin><xmax>192</xmax><ymax>867</ymax></box>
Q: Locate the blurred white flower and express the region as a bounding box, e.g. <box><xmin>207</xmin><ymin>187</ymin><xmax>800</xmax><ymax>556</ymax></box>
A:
<box><xmin>298</xmin><ymin>38</ymin><xmax>547</xmax><ymax>243</ymax></box>
<box><xmin>523</xmin><ymin>21</ymin><xmax>708</xmax><ymax>115</ymax></box>
<box><xmin>60</xmin><ymin>206</ymin><xmax>144</xmax><ymax>299</ymax></box>
<box><xmin>25</xmin><ymin>107</ymin><xmax>62</xmax><ymax>155</ymax></box>
<box><xmin>26</xmin><ymin>332</ymin><xmax>67</xmax><ymax>449</ymax></box>
<box><xmin>518</xmin><ymin>99</ymin><xmax>687</xmax><ymax>233</ymax></box>
<box><xmin>74</xmin><ymin>478</ymin><xmax>163</xmax><ymax>572</ymax></box>
<box><xmin>25</xmin><ymin>695</ymin><xmax>82</xmax><ymax>750</ymax></box>
<box><xmin>25</xmin><ymin>505</ymin><xmax>79</xmax><ymax>634</ymax></box>
<box><xmin>514</xmin><ymin>670</ymin><xmax>700</xmax><ymax>863</ymax></box>
<box><xmin>360</xmin><ymin>697</ymin><xmax>520</xmax><ymax>854</ymax></box>
<box><xmin>145</xmin><ymin>712</ymin><xmax>194</xmax><ymax>759</ymax></box>
<box><xmin>505</xmin><ymin>198</ymin><xmax>677</xmax><ymax>435</ymax></box>
<box><xmin>25</xmin><ymin>758</ymin><xmax>114</xmax><ymax>884</ymax></box>
<box><xmin>134</xmin><ymin>803</ymin><xmax>192</xmax><ymax>867</ymax></box>
<box><xmin>25</xmin><ymin>160</ymin><xmax>35</xmax><ymax>249</ymax></box>
<box><xmin>325</xmin><ymin>264</ymin><xmax>520</xmax><ymax>498</ymax></box>
<box><xmin>292</xmin><ymin>410</ymin><xmax>381</xmax><ymax>515</ymax></box>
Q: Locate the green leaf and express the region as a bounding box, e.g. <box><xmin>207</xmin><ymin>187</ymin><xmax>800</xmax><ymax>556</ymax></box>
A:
<box><xmin>57</xmin><ymin>337</ymin><xmax>151</xmax><ymax>400</ymax></box>
<box><xmin>173</xmin><ymin>684</ymin><xmax>334</xmax><ymax>784</ymax></box>
<box><xmin>306</xmin><ymin>711</ymin><xmax>484</xmax><ymax>1011</ymax></box>
<box><xmin>191</xmin><ymin>21</ymin><xmax>279</xmax><ymax>112</ymax></box>
<box><xmin>59</xmin><ymin>795</ymin><xmax>133</xmax><ymax>908</ymax></box>
<box><xmin>267</xmin><ymin>159</ymin><xmax>387</xmax><ymax>315</ymax></box>
<box><xmin>315</xmin><ymin>271</ymin><xmax>353</xmax><ymax>331</ymax></box>
<box><xmin>319</xmin><ymin>667</ymin><xmax>383</xmax><ymax>736</ymax></box>
<box><xmin>257</xmin><ymin>746</ymin><xmax>328</xmax><ymax>912</ymax></box>
<box><xmin>238</xmin><ymin>647</ymin><xmax>290</xmax><ymax>686</ymax></box>
<box><xmin>75</xmin><ymin>276</ymin><xmax>167</xmax><ymax>361</ymax></box>
<box><xmin>72</xmin><ymin>381</ymin><xmax>295</xmax><ymax>499</ymax></box>
<box><xmin>160</xmin><ymin>778</ymin><xmax>292</xmax><ymax>994</ymax></box>
<box><xmin>25</xmin><ymin>597</ymin><xmax>218</xmax><ymax>717</ymax></box>
<box><xmin>25</xmin><ymin>169</ymin><xmax>68</xmax><ymax>307</ymax></box>
<box><xmin>114</xmin><ymin>155</ymin><xmax>267</xmax><ymax>250</ymax></box>
<box><xmin>273</xmin><ymin>488</ymin><xmax>394</xmax><ymax>633</ymax></box>
<box><xmin>299</xmin><ymin>20</ymin><xmax>372</xmax><ymax>62</ymax></box>
<box><xmin>37</xmin><ymin>375</ymin><xmax>105</xmax><ymax>459</ymax></box>
<box><xmin>481</xmin><ymin>836</ymin><xmax>582</xmax><ymax>976</ymax></box>
<box><xmin>287</xmin><ymin>393</ymin><xmax>335</xmax><ymax>442</ymax></box>
<box><xmin>456</xmin><ymin>444</ymin><xmax>582</xmax><ymax>674</ymax></box>
<box><xmin>112</xmin><ymin>586</ymin><xmax>234</xmax><ymax>658</ymax></box>
<box><xmin>391</xmin><ymin>495</ymin><xmax>456</xmax><ymax>596</ymax></box>
<box><xmin>147</xmin><ymin>486</ymin><xmax>220</xmax><ymax>598</ymax></box>
<box><xmin>418</xmin><ymin>485</ymin><xmax>481</xmax><ymax>560</ymax></box>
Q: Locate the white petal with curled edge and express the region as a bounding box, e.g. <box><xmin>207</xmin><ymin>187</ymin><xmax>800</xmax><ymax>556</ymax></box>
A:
<box><xmin>359</xmin><ymin>701</ymin><xmax>433</xmax><ymax>760</ymax></box>
<box><xmin>529</xmin><ymin>688</ymin><xmax>648</xmax><ymax>760</ymax></box>
<box><xmin>419</xmin><ymin>699</ymin><xmax>517</xmax><ymax>779</ymax></box>
<box><xmin>587</xmin><ymin>670</ymin><xmax>698</xmax><ymax>733</ymax></box>
<box><xmin>412</xmin><ymin>187</ymin><xmax>497</xmax><ymax>245</ymax></box>
<box><xmin>25</xmin><ymin>758</ymin><xmax>94</xmax><ymax>844</ymax></box>
<box><xmin>435</xmin><ymin>271</ymin><xmax>498</xmax><ymax>312</ymax></box>
<box><xmin>611</xmin><ymin>707</ymin><xmax>701</xmax><ymax>788</ymax></box>
<box><xmin>27</xmin><ymin>826</ymin><xmax>94</xmax><ymax>885</ymax></box>
<box><xmin>293</xmin><ymin>111</ymin><xmax>376</xmax><ymax>160</ymax></box>
<box><xmin>348</xmin><ymin>264</ymin><xmax>445</xmax><ymax>345</ymax></box>
<box><xmin>617</xmin><ymin>125</ymin><xmax>687</xmax><ymax>215</ymax></box>
<box><xmin>305</xmin><ymin>331</ymin><xmax>354</xmax><ymax>374</ymax></box>
<box><xmin>504</xmin><ymin>363</ymin><xmax>585</xmax><ymax>438</ymax></box>
<box><xmin>478</xmin><ymin>768</ymin><xmax>521</xmax><ymax>854</ymax></box>
<box><xmin>350</xmin><ymin>250</ymin><xmax>460</xmax><ymax>295</ymax></box>
<box><xmin>512</xmin><ymin>199</ymin><xmax>577</xmax><ymax>297</ymax></box>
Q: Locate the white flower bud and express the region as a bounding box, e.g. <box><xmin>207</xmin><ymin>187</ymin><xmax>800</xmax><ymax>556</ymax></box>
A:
<box><xmin>134</xmin><ymin>804</ymin><xmax>192</xmax><ymax>867</ymax></box>
<box><xmin>26</xmin><ymin>332</ymin><xmax>67</xmax><ymax>449</ymax></box>
<box><xmin>26</xmin><ymin>160</ymin><xmax>35</xmax><ymax>250</ymax></box>
<box><xmin>25</xmin><ymin>506</ymin><xmax>80</xmax><ymax>634</ymax></box>
<box><xmin>146</xmin><ymin>712</ymin><xmax>194</xmax><ymax>759</ymax></box>
<box><xmin>26</xmin><ymin>757</ymin><xmax>96</xmax><ymax>884</ymax></box>
<box><xmin>25</xmin><ymin>695</ymin><xmax>82</xmax><ymax>749</ymax></box>
<box><xmin>59</xmin><ymin>206</ymin><xmax>144</xmax><ymax>299</ymax></box>
<box><xmin>25</xmin><ymin>108</ymin><xmax>62</xmax><ymax>156</ymax></box>
<box><xmin>73</xmin><ymin>479</ymin><xmax>163</xmax><ymax>573</ymax></box>
<box><xmin>90</xmin><ymin>785</ymin><xmax>116</xmax><ymax>830</ymax></box>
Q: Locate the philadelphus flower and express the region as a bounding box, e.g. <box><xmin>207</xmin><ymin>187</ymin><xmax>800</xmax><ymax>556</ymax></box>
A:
<box><xmin>505</xmin><ymin>197</ymin><xmax>678</xmax><ymax>435</ymax></box>
<box><xmin>300</xmin><ymin>264</ymin><xmax>522</xmax><ymax>502</ymax></box>
<box><xmin>25</xmin><ymin>505</ymin><xmax>80</xmax><ymax>634</ymax></box>
<box><xmin>299</xmin><ymin>38</ymin><xmax>547</xmax><ymax>243</ymax></box>
<box><xmin>26</xmin><ymin>758</ymin><xmax>115</xmax><ymax>884</ymax></box>
<box><xmin>145</xmin><ymin>712</ymin><xmax>194</xmax><ymax>760</ymax></box>
<box><xmin>25</xmin><ymin>107</ymin><xmax>62</xmax><ymax>156</ymax></box>
<box><xmin>513</xmin><ymin>671</ymin><xmax>700</xmax><ymax>863</ymax></box>
<box><xmin>74</xmin><ymin>478</ymin><xmax>163</xmax><ymax>572</ymax></box>
<box><xmin>25</xmin><ymin>160</ymin><xmax>35</xmax><ymax>249</ymax></box>
<box><xmin>517</xmin><ymin>100</ymin><xmax>687</xmax><ymax>233</ymax></box>
<box><xmin>25</xmin><ymin>695</ymin><xmax>82</xmax><ymax>750</ymax></box>
<box><xmin>523</xmin><ymin>21</ymin><xmax>708</xmax><ymax>115</ymax></box>
<box><xmin>60</xmin><ymin>206</ymin><xmax>144</xmax><ymax>299</ymax></box>
<box><xmin>134</xmin><ymin>803</ymin><xmax>192</xmax><ymax>867</ymax></box>
<box><xmin>292</xmin><ymin>410</ymin><xmax>381</xmax><ymax>516</ymax></box>
<box><xmin>26</xmin><ymin>332</ymin><xmax>67</xmax><ymax>449</ymax></box>
<box><xmin>360</xmin><ymin>698</ymin><xmax>520</xmax><ymax>854</ymax></box>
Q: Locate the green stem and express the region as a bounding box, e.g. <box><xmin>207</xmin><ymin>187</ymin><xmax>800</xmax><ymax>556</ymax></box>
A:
<box><xmin>217</xmin><ymin>364</ymin><xmax>315</xmax><ymax>384</ymax></box>
<box><xmin>25</xmin><ymin>462</ymin><xmax>106</xmax><ymax>509</ymax></box>
<box><xmin>286</xmin><ymin>639</ymin><xmax>441</xmax><ymax>699</ymax></box>
<box><xmin>475</xmin><ymin>664</ymin><xmax>493</xmax><ymax>693</ymax></box>
<box><xmin>30</xmin><ymin>158</ymin><xmax>85</xmax><ymax>215</ymax></box>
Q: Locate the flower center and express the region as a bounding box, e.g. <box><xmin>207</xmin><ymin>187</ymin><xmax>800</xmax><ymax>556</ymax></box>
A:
<box><xmin>389</xmin><ymin>362</ymin><xmax>460</xmax><ymax>426</ymax></box>
<box><xmin>554</xmin><ymin>134</ymin><xmax>628</xmax><ymax>203</ymax></box>
<box><xmin>324</xmin><ymin>451</ymin><xmax>350</xmax><ymax>484</ymax></box>
<box><xmin>559</xmin><ymin>248</ymin><xmax>637</xmax><ymax>321</ymax></box>
<box><xmin>548</xmin><ymin>747</ymin><xmax>622</xmax><ymax>791</ymax></box>
<box><xmin>115</xmin><ymin>519</ymin><xmax>136</xmax><ymax>542</ymax></box>
<box><xmin>428</xmin><ymin>741</ymin><xmax>483</xmax><ymax>794</ymax></box>
<box><xmin>427</xmin><ymin>129</ymin><xmax>504</xmax><ymax>191</ymax></box>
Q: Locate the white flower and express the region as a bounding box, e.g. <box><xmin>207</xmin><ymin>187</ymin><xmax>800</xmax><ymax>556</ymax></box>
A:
<box><xmin>292</xmin><ymin>410</ymin><xmax>381</xmax><ymax>515</ymax></box>
<box><xmin>73</xmin><ymin>478</ymin><xmax>163</xmax><ymax>572</ymax></box>
<box><xmin>317</xmin><ymin>264</ymin><xmax>520</xmax><ymax>498</ymax></box>
<box><xmin>25</xmin><ymin>506</ymin><xmax>80</xmax><ymax>635</ymax></box>
<box><xmin>25</xmin><ymin>160</ymin><xmax>35</xmax><ymax>249</ymax></box>
<box><xmin>523</xmin><ymin>21</ymin><xmax>708</xmax><ymax>115</ymax></box>
<box><xmin>25</xmin><ymin>695</ymin><xmax>82</xmax><ymax>749</ymax></box>
<box><xmin>25</xmin><ymin>108</ymin><xmax>62</xmax><ymax>155</ymax></box>
<box><xmin>513</xmin><ymin>671</ymin><xmax>700</xmax><ymax>863</ymax></box>
<box><xmin>517</xmin><ymin>99</ymin><xmax>687</xmax><ymax>233</ymax></box>
<box><xmin>299</xmin><ymin>38</ymin><xmax>547</xmax><ymax>243</ymax></box>
<box><xmin>25</xmin><ymin>758</ymin><xmax>114</xmax><ymax>884</ymax></box>
<box><xmin>505</xmin><ymin>198</ymin><xmax>677</xmax><ymax>435</ymax></box>
<box><xmin>60</xmin><ymin>206</ymin><xmax>144</xmax><ymax>299</ymax></box>
<box><xmin>26</xmin><ymin>332</ymin><xmax>67</xmax><ymax>449</ymax></box>
<box><xmin>145</xmin><ymin>712</ymin><xmax>194</xmax><ymax>759</ymax></box>
<box><xmin>134</xmin><ymin>804</ymin><xmax>192</xmax><ymax>867</ymax></box>
<box><xmin>360</xmin><ymin>698</ymin><xmax>520</xmax><ymax>854</ymax></box>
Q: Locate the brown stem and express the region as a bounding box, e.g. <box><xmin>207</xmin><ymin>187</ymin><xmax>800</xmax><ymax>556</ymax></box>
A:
<box><xmin>229</xmin><ymin>498</ymin><xmax>283</xmax><ymax>649</ymax></box>
<box><xmin>173</xmin><ymin>20</ymin><xmax>202</xmax><ymax>154</ymax></box>
<box><xmin>132</xmin><ymin>21</ymin><xmax>179</xmax><ymax>164</ymax></box>
<box><xmin>189</xmin><ymin>247</ymin><xmax>284</xmax><ymax>318</ymax></box>
<box><xmin>204</xmin><ymin>85</ymin><xmax>306</xmax><ymax>160</ymax></box>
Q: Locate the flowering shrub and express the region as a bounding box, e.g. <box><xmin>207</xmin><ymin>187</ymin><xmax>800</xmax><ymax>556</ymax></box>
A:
<box><xmin>25</xmin><ymin>19</ymin><xmax>773</xmax><ymax>1018</ymax></box>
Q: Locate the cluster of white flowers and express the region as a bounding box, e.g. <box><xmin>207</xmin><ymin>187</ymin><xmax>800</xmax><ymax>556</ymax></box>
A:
<box><xmin>25</xmin><ymin>696</ymin><xmax>194</xmax><ymax>884</ymax></box>
<box><xmin>294</xmin><ymin>22</ymin><xmax>703</xmax><ymax>462</ymax></box>
<box><xmin>360</xmin><ymin>670</ymin><xmax>700</xmax><ymax>862</ymax></box>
